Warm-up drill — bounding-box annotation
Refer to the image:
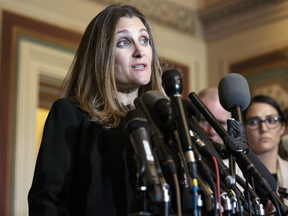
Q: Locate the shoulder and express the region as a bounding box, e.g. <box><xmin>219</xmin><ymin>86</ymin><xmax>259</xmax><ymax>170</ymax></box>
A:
<box><xmin>52</xmin><ymin>98</ymin><xmax>85</xmax><ymax>114</ymax></box>
<box><xmin>52</xmin><ymin>97</ymin><xmax>79</xmax><ymax>110</ymax></box>
<box><xmin>278</xmin><ymin>155</ymin><xmax>288</xmax><ymax>162</ymax></box>
<box><xmin>47</xmin><ymin>98</ymin><xmax>89</xmax><ymax>126</ymax></box>
<box><xmin>278</xmin><ymin>156</ymin><xmax>288</xmax><ymax>191</ymax></box>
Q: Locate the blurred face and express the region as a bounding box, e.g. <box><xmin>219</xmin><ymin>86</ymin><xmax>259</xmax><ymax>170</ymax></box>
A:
<box><xmin>114</xmin><ymin>16</ymin><xmax>152</xmax><ymax>93</ymax></box>
<box><xmin>199</xmin><ymin>99</ymin><xmax>231</xmax><ymax>144</ymax></box>
<box><xmin>244</xmin><ymin>103</ymin><xmax>285</xmax><ymax>155</ymax></box>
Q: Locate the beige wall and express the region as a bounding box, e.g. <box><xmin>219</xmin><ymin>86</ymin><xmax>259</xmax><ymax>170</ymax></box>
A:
<box><xmin>0</xmin><ymin>0</ymin><xmax>207</xmax><ymax>93</ymax></box>
<box><xmin>36</xmin><ymin>108</ymin><xmax>49</xmax><ymax>151</ymax></box>
<box><xmin>207</xmin><ymin>12</ymin><xmax>288</xmax><ymax>87</ymax></box>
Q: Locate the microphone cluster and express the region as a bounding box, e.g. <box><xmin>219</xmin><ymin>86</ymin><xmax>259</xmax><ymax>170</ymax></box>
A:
<box><xmin>125</xmin><ymin>70</ymin><xmax>288</xmax><ymax>216</ymax></box>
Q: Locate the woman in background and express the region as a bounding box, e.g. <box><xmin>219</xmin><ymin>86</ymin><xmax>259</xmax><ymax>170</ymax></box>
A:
<box><xmin>28</xmin><ymin>4</ymin><xmax>163</xmax><ymax>216</ymax></box>
<box><xmin>280</xmin><ymin>107</ymin><xmax>288</xmax><ymax>160</ymax></box>
<box><xmin>243</xmin><ymin>95</ymin><xmax>288</xmax><ymax>207</ymax></box>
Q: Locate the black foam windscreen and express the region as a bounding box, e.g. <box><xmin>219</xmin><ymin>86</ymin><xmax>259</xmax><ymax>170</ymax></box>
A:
<box><xmin>162</xmin><ymin>69</ymin><xmax>183</xmax><ymax>96</ymax></box>
<box><xmin>141</xmin><ymin>90</ymin><xmax>171</xmax><ymax>129</ymax></box>
<box><xmin>141</xmin><ymin>90</ymin><xmax>167</xmax><ymax>114</ymax></box>
<box><xmin>125</xmin><ymin>109</ymin><xmax>150</xmax><ymax>134</ymax></box>
<box><xmin>218</xmin><ymin>73</ymin><xmax>251</xmax><ymax>112</ymax></box>
<box><xmin>142</xmin><ymin>91</ymin><xmax>201</xmax><ymax>123</ymax></box>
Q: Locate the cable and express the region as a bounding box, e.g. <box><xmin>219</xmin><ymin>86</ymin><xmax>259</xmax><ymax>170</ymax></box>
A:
<box><xmin>211</xmin><ymin>182</ymin><xmax>218</xmax><ymax>216</ymax></box>
<box><xmin>269</xmin><ymin>192</ymin><xmax>282</xmax><ymax>216</ymax></box>
<box><xmin>173</xmin><ymin>173</ymin><xmax>182</xmax><ymax>216</ymax></box>
<box><xmin>194</xmin><ymin>184</ymin><xmax>198</xmax><ymax>216</ymax></box>
<box><xmin>212</xmin><ymin>156</ymin><xmax>222</xmax><ymax>216</ymax></box>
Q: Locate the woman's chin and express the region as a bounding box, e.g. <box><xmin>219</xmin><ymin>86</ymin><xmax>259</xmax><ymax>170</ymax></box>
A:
<box><xmin>253</xmin><ymin>147</ymin><xmax>273</xmax><ymax>155</ymax></box>
<box><xmin>138</xmin><ymin>79</ymin><xmax>151</xmax><ymax>86</ymax></box>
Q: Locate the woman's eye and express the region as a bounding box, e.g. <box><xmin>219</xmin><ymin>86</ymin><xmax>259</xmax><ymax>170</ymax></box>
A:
<box><xmin>267</xmin><ymin>117</ymin><xmax>276</xmax><ymax>124</ymax></box>
<box><xmin>141</xmin><ymin>38</ymin><xmax>149</xmax><ymax>46</ymax></box>
<box><xmin>117</xmin><ymin>40</ymin><xmax>129</xmax><ymax>47</ymax></box>
<box><xmin>249</xmin><ymin>119</ymin><xmax>259</xmax><ymax>125</ymax></box>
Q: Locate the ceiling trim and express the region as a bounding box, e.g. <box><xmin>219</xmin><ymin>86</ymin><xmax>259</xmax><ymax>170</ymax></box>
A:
<box><xmin>86</xmin><ymin>0</ymin><xmax>197</xmax><ymax>35</ymax></box>
<box><xmin>198</xmin><ymin>0</ymin><xmax>288</xmax><ymax>41</ymax></box>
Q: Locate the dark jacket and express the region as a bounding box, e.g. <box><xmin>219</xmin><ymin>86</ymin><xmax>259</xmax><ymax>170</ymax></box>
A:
<box><xmin>28</xmin><ymin>98</ymin><xmax>137</xmax><ymax>216</ymax></box>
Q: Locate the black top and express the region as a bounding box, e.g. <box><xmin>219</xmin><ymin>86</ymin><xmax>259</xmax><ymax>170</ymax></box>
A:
<box><xmin>272</xmin><ymin>173</ymin><xmax>278</xmax><ymax>182</ymax></box>
<box><xmin>28</xmin><ymin>98</ymin><xmax>137</xmax><ymax>216</ymax></box>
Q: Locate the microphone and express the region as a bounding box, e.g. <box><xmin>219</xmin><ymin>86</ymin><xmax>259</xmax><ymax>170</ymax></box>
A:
<box><xmin>141</xmin><ymin>91</ymin><xmax>196</xmax><ymax>182</ymax></box>
<box><xmin>217</xmin><ymin>73</ymin><xmax>277</xmax><ymax>192</ymax></box>
<box><xmin>143</xmin><ymin>72</ymin><xmax>199</xmax><ymax>214</ymax></box>
<box><xmin>141</xmin><ymin>90</ymin><xmax>173</xmax><ymax>130</ymax></box>
<box><xmin>125</xmin><ymin>109</ymin><xmax>163</xmax><ymax>202</ymax></box>
<box><xmin>134</xmin><ymin>96</ymin><xmax>177</xmax><ymax>176</ymax></box>
<box><xmin>161</xmin><ymin>70</ymin><xmax>193</xmax><ymax>153</ymax></box>
<box><xmin>161</xmin><ymin>70</ymin><xmax>197</xmax><ymax>181</ymax></box>
<box><xmin>218</xmin><ymin>73</ymin><xmax>250</xmax><ymax>123</ymax></box>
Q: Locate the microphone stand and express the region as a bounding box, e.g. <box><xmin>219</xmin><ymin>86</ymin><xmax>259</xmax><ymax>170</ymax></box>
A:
<box><xmin>185</xmin><ymin>112</ymin><xmax>245</xmax><ymax>215</ymax></box>
<box><xmin>134</xmin><ymin>97</ymin><xmax>181</xmax><ymax>216</ymax></box>
<box><xmin>226</xmin><ymin>119</ymin><xmax>265</xmax><ymax>216</ymax></box>
<box><xmin>162</xmin><ymin>69</ymin><xmax>199</xmax><ymax>216</ymax></box>
<box><xmin>152</xmin><ymin>95</ymin><xmax>203</xmax><ymax>215</ymax></box>
<box><xmin>129</xmin><ymin>150</ymin><xmax>171</xmax><ymax>216</ymax></box>
<box><xmin>129</xmin><ymin>150</ymin><xmax>170</xmax><ymax>216</ymax></box>
<box><xmin>126</xmin><ymin>110</ymin><xmax>170</xmax><ymax>216</ymax></box>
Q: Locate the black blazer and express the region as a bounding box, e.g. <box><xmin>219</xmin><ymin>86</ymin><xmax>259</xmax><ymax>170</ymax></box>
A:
<box><xmin>28</xmin><ymin>98</ymin><xmax>137</xmax><ymax>216</ymax></box>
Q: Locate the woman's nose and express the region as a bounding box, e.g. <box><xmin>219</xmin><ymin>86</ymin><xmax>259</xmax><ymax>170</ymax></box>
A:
<box><xmin>132</xmin><ymin>43</ymin><xmax>144</xmax><ymax>58</ymax></box>
<box><xmin>259</xmin><ymin>121</ymin><xmax>268</xmax><ymax>132</ymax></box>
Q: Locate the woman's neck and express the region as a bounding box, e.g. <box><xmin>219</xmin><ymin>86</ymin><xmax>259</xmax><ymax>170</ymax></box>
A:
<box><xmin>118</xmin><ymin>89</ymin><xmax>139</xmax><ymax>106</ymax></box>
<box><xmin>257</xmin><ymin>146</ymin><xmax>278</xmax><ymax>174</ymax></box>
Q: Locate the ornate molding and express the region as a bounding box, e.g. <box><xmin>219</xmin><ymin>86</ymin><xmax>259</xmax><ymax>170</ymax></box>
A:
<box><xmin>199</xmin><ymin>0</ymin><xmax>284</xmax><ymax>27</ymax></box>
<box><xmin>198</xmin><ymin>0</ymin><xmax>288</xmax><ymax>41</ymax></box>
<box><xmin>86</xmin><ymin>0</ymin><xmax>197</xmax><ymax>35</ymax></box>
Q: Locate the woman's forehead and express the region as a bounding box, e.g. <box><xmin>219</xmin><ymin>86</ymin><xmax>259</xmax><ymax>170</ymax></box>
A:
<box><xmin>246</xmin><ymin>102</ymin><xmax>278</xmax><ymax>117</ymax></box>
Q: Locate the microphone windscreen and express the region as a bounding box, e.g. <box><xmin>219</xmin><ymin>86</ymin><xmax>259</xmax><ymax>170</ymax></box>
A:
<box><xmin>141</xmin><ymin>90</ymin><xmax>167</xmax><ymax>113</ymax></box>
<box><xmin>126</xmin><ymin>108</ymin><xmax>145</xmax><ymax>121</ymax></box>
<box><xmin>218</xmin><ymin>73</ymin><xmax>251</xmax><ymax>112</ymax></box>
<box><xmin>125</xmin><ymin>109</ymin><xmax>150</xmax><ymax>135</ymax></box>
<box><xmin>162</xmin><ymin>69</ymin><xmax>183</xmax><ymax>96</ymax></box>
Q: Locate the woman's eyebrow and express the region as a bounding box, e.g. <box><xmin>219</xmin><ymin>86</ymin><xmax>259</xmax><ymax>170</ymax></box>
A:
<box><xmin>139</xmin><ymin>28</ymin><xmax>148</xmax><ymax>33</ymax></box>
<box><xmin>117</xmin><ymin>28</ymin><xmax>148</xmax><ymax>34</ymax></box>
<box><xmin>116</xmin><ymin>29</ymin><xmax>130</xmax><ymax>34</ymax></box>
<box><xmin>247</xmin><ymin>114</ymin><xmax>277</xmax><ymax>119</ymax></box>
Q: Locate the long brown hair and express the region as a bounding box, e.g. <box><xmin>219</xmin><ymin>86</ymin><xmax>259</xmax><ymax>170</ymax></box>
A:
<box><xmin>60</xmin><ymin>4</ymin><xmax>163</xmax><ymax>128</ymax></box>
